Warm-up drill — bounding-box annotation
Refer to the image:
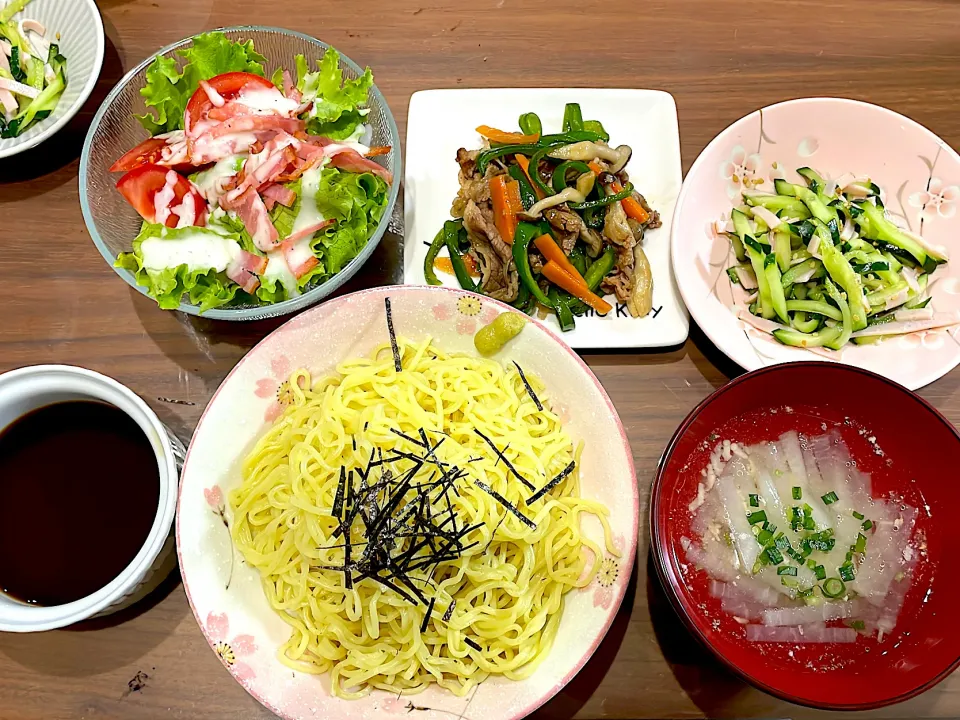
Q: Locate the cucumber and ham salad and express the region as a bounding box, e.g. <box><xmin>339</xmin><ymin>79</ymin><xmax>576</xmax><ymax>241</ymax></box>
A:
<box><xmin>111</xmin><ymin>32</ymin><xmax>391</xmax><ymax>312</ymax></box>
<box><xmin>719</xmin><ymin>167</ymin><xmax>956</xmax><ymax>350</ymax></box>
<box><xmin>0</xmin><ymin>0</ymin><xmax>67</xmax><ymax>138</ymax></box>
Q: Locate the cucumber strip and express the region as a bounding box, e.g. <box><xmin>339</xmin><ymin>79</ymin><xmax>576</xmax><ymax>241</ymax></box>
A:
<box><xmin>866</xmin><ymin>279</ymin><xmax>909</xmax><ymax>309</ymax></box>
<box><xmin>852</xmin><ymin>335</ymin><xmax>887</xmax><ymax>345</ymax></box>
<box><xmin>777</xmin><ymin>181</ymin><xmax>839</xmax><ymax>225</ymax></box>
<box><xmin>812</xmin><ymin>221</ymin><xmax>868</xmax><ymax>330</ymax></box>
<box><xmin>781</xmin><ymin>258</ymin><xmax>821</xmax><ymax>286</ymax></box>
<box><xmin>797</xmin><ymin>167</ymin><xmax>826</xmax><ymax>193</ymax></box>
<box><xmin>791</xmin><ymin>312</ymin><xmax>820</xmax><ymax>333</ymax></box>
<box><xmin>730</xmin><ymin>234</ymin><xmax>746</xmax><ymax>262</ymax></box>
<box><xmin>785</xmin><ymin>300</ymin><xmax>843</xmax><ymax>321</ymax></box>
<box><xmin>742</xmin><ymin>192</ymin><xmax>812</xmax><ymax>218</ymax></box>
<box><xmin>774</xmin><ymin>228</ymin><xmax>792</xmax><ymax>273</ymax></box>
<box><xmin>773</xmin><ymin>325</ymin><xmax>843</xmax><ymax>348</ymax></box>
<box><xmin>744</xmin><ymin>241</ymin><xmax>775</xmax><ymax>320</ymax></box>
<box><xmin>854</xmin><ymin>201</ymin><xmax>938</xmax><ymax>265</ymax></box>
<box><xmin>764</xmin><ymin>254</ymin><xmax>790</xmax><ymax>323</ymax></box>
<box><xmin>823</xmin><ymin>279</ymin><xmax>853</xmax><ymax>350</ymax></box>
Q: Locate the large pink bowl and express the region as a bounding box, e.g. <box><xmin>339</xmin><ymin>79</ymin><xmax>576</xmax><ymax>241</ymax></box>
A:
<box><xmin>176</xmin><ymin>286</ymin><xmax>638</xmax><ymax>720</ymax></box>
<box><xmin>671</xmin><ymin>97</ymin><xmax>960</xmax><ymax>390</ymax></box>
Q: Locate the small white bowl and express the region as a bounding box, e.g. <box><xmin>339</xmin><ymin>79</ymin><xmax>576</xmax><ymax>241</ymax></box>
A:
<box><xmin>0</xmin><ymin>0</ymin><xmax>104</xmax><ymax>159</ymax></box>
<box><xmin>0</xmin><ymin>365</ymin><xmax>182</xmax><ymax>632</ymax></box>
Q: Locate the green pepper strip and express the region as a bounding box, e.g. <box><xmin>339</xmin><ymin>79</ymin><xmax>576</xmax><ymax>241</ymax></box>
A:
<box><xmin>568</xmin><ymin>245</ymin><xmax>587</xmax><ymax>275</ymax></box>
<box><xmin>507</xmin><ymin>165</ymin><xmax>537</xmax><ymax>210</ymax></box>
<box><xmin>511</xmin><ymin>282</ymin><xmax>531</xmax><ymax>310</ymax></box>
<box><xmin>569</xmin><ymin>182</ymin><xmax>634</xmax><ymax>211</ymax></box>
<box><xmin>518</xmin><ymin>112</ymin><xmax>542</xmax><ymax>136</ymax></box>
<box><xmin>476</xmin><ymin>132</ymin><xmax>603</xmax><ymax>174</ymax></box>
<box><xmin>583</xmin><ymin>206</ymin><xmax>604</xmax><ymax>230</ymax></box>
<box><xmin>562</xmin><ymin>103</ymin><xmax>584</xmax><ymax>132</ymax></box>
<box><xmin>528</xmin><ymin>145</ymin><xmax>559</xmax><ymax>197</ymax></box>
<box><xmin>567</xmin><ymin>247</ymin><xmax>616</xmax><ymax>314</ymax></box>
<box><xmin>549</xmin><ymin>288</ymin><xmax>576</xmax><ymax>331</ymax></box>
<box><xmin>551</xmin><ymin>160</ymin><xmax>592</xmax><ymax>193</ymax></box>
<box><xmin>423</xmin><ymin>227</ymin><xmax>446</xmax><ymax>286</ymax></box>
<box><xmin>513</xmin><ymin>222</ymin><xmax>553</xmax><ymax>308</ymax></box>
<box><xmin>582</xmin><ymin>119</ymin><xmax>609</xmax><ymax>142</ymax></box>
<box><xmin>443</xmin><ymin>221</ymin><xmax>477</xmax><ymax>292</ymax></box>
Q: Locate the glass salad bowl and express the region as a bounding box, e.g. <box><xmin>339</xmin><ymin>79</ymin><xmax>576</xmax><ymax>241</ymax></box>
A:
<box><xmin>79</xmin><ymin>26</ymin><xmax>401</xmax><ymax>321</ymax></box>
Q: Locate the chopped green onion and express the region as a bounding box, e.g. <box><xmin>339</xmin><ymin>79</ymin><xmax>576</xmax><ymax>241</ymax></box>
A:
<box><xmin>822</xmin><ymin>491</ymin><xmax>839</xmax><ymax>505</ymax></box>
<box><xmin>839</xmin><ymin>563</ymin><xmax>856</xmax><ymax>582</ymax></box>
<box><xmin>814</xmin><ymin>564</ymin><xmax>826</xmax><ymax>580</ymax></box>
<box><xmin>862</xmin><ymin>519</ymin><xmax>874</xmax><ymax>530</ymax></box>
<box><xmin>774</xmin><ymin>534</ymin><xmax>791</xmax><ymax>552</ymax></box>
<box><xmin>765</xmin><ymin>547</ymin><xmax>784</xmax><ymax>565</ymax></box>
<box><xmin>777</xmin><ymin>566</ymin><xmax>798</xmax><ymax>576</ymax></box>
<box><xmin>852</xmin><ymin>511</ymin><xmax>865</xmax><ymax>520</ymax></box>
<box><xmin>845</xmin><ymin>550</ymin><xmax>854</xmax><ymax>562</ymax></box>
<box><xmin>749</xmin><ymin>494</ymin><xmax>760</xmax><ymax>507</ymax></box>
<box><xmin>756</xmin><ymin>528</ymin><xmax>774</xmax><ymax>545</ymax></box>
<box><xmin>855</xmin><ymin>533</ymin><xmax>867</xmax><ymax>554</ymax></box>
<box><xmin>822</xmin><ymin>577</ymin><xmax>846</xmax><ymax>598</ymax></box>
<box><xmin>849</xmin><ymin>620</ymin><xmax>866</xmax><ymax>631</ymax></box>
<box><xmin>806</xmin><ymin>559</ymin><xmax>817</xmax><ymax>570</ymax></box>
<box><xmin>747</xmin><ymin>510</ymin><xmax>767</xmax><ymax>525</ymax></box>
<box><xmin>792</xmin><ymin>487</ymin><xmax>802</xmax><ymax>500</ymax></box>
<box><xmin>781</xmin><ymin>577</ymin><xmax>798</xmax><ymax>588</ymax></box>
<box><xmin>797</xmin><ymin>588</ymin><xmax>814</xmax><ymax>598</ymax></box>
<box><xmin>790</xmin><ymin>506</ymin><xmax>803</xmax><ymax>531</ymax></box>
<box><xmin>802</xmin><ymin>505</ymin><xmax>816</xmax><ymax>531</ymax></box>
<box><xmin>787</xmin><ymin>549</ymin><xmax>805</xmax><ymax>562</ymax></box>
<box><xmin>765</xmin><ymin>523</ymin><xmax>778</xmax><ymax>535</ymax></box>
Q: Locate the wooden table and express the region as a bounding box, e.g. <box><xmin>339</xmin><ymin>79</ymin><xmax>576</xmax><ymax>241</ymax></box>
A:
<box><xmin>2</xmin><ymin>0</ymin><xmax>959</xmax><ymax>717</ymax></box>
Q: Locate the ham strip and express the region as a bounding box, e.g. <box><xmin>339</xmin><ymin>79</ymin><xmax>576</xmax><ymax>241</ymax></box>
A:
<box><xmin>285</xmin><ymin>219</ymin><xmax>335</xmax><ymax>245</ymax></box>
<box><xmin>226</xmin><ymin>250</ymin><xmax>268</xmax><ymax>293</ymax></box>
<box><xmin>205</xmin><ymin>115</ymin><xmax>304</xmax><ymax>140</ymax></box>
<box><xmin>220</xmin><ymin>187</ymin><xmax>279</xmax><ymax>252</ymax></box>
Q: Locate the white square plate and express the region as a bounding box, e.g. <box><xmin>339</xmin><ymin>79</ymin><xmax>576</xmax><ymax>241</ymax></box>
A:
<box><xmin>403</xmin><ymin>88</ymin><xmax>689</xmax><ymax>349</ymax></box>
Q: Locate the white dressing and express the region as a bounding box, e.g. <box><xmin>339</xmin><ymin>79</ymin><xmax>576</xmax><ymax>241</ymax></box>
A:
<box><xmin>193</xmin><ymin>155</ymin><xmax>244</xmax><ymax>202</ymax></box>
<box><xmin>140</xmin><ymin>229</ymin><xmax>241</xmax><ymax>272</ymax></box>
<box><xmin>262</xmin><ymin>250</ymin><xmax>300</xmax><ymax>297</ymax></box>
<box><xmin>237</xmin><ymin>87</ymin><xmax>300</xmax><ymax>116</ymax></box>
<box><xmin>291</xmin><ymin>162</ymin><xmax>327</xmax><ymax>236</ymax></box>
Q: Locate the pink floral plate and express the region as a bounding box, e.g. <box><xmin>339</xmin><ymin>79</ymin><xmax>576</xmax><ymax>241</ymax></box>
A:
<box><xmin>176</xmin><ymin>286</ymin><xmax>638</xmax><ymax>720</ymax></box>
<box><xmin>671</xmin><ymin>97</ymin><xmax>960</xmax><ymax>390</ymax></box>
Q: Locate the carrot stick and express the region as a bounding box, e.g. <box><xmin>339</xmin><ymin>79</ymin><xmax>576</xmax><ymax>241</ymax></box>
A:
<box><xmin>515</xmin><ymin>154</ymin><xmax>545</xmax><ymax>199</ymax></box>
<box><xmin>610</xmin><ymin>180</ymin><xmax>649</xmax><ymax>223</ymax></box>
<box><xmin>490</xmin><ymin>175</ymin><xmax>517</xmax><ymax>244</ymax></box>
<box><xmin>542</xmin><ymin>261</ymin><xmax>613</xmax><ymax>315</ymax></box>
<box><xmin>476</xmin><ymin>125</ymin><xmax>540</xmax><ymax>144</ymax></box>
<box><xmin>504</xmin><ymin>179</ymin><xmax>524</xmax><ymax>213</ymax></box>
<box><xmin>588</xmin><ymin>161</ymin><xmax>604</xmax><ymax>176</ymax></box>
<box><xmin>434</xmin><ymin>254</ymin><xmax>479</xmax><ymax>277</ymax></box>
<box><xmin>365</xmin><ymin>146</ymin><xmax>392</xmax><ymax>157</ymax></box>
<box><xmin>533</xmin><ymin>234</ymin><xmax>586</xmax><ymax>287</ymax></box>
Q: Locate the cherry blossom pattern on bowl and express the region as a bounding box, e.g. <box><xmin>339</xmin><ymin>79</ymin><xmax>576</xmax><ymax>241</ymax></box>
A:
<box><xmin>175</xmin><ymin>285</ymin><xmax>639</xmax><ymax>720</ymax></box>
<box><xmin>672</xmin><ymin>97</ymin><xmax>960</xmax><ymax>390</ymax></box>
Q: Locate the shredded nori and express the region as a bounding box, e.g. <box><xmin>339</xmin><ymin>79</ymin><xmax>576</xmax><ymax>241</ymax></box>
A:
<box><xmin>474</xmin><ymin>480</ymin><xmax>536</xmax><ymax>529</ymax></box>
<box><xmin>442</xmin><ymin>599</ymin><xmax>456</xmax><ymax>622</ymax></box>
<box><xmin>421</xmin><ymin>596</ymin><xmax>436</xmax><ymax>633</ymax></box>
<box><xmin>464</xmin><ymin>637</ymin><xmax>482</xmax><ymax>651</ymax></box>
<box><xmin>473</xmin><ymin>429</ymin><xmax>535</xmax><ymax>491</ymax></box>
<box><xmin>385</xmin><ymin>297</ymin><xmax>402</xmax><ymax>372</ymax></box>
<box><xmin>527</xmin><ymin>461</ymin><xmax>576</xmax><ymax>504</ymax></box>
<box><xmin>512</xmin><ymin>361</ymin><xmax>543</xmax><ymax>411</ymax></box>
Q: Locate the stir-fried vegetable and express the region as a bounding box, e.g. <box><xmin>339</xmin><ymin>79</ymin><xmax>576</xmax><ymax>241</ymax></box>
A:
<box><xmin>722</xmin><ymin>166</ymin><xmax>954</xmax><ymax>349</ymax></box>
<box><xmin>427</xmin><ymin>104</ymin><xmax>661</xmax><ymax>331</ymax></box>
<box><xmin>0</xmin><ymin>0</ymin><xmax>68</xmax><ymax>138</ymax></box>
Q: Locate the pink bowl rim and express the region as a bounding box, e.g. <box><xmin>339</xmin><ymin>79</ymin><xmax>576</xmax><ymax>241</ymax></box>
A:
<box><xmin>650</xmin><ymin>360</ymin><xmax>960</xmax><ymax>711</ymax></box>
<box><xmin>669</xmin><ymin>96</ymin><xmax>960</xmax><ymax>388</ymax></box>
<box><xmin>175</xmin><ymin>284</ymin><xmax>640</xmax><ymax>720</ymax></box>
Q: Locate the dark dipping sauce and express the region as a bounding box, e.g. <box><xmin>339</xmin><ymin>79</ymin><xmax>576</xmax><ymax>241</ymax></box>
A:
<box><xmin>0</xmin><ymin>401</ymin><xmax>159</xmax><ymax>606</ymax></box>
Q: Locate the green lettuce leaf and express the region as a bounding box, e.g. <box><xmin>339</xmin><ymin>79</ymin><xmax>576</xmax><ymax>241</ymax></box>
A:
<box><xmin>311</xmin><ymin>167</ymin><xmax>388</xmax><ymax>277</ymax></box>
<box><xmin>267</xmin><ymin>178</ymin><xmax>302</xmax><ymax>240</ymax></box>
<box><xmin>115</xmin><ymin>222</ymin><xmax>242</xmax><ymax>312</ymax></box>
<box><xmin>137</xmin><ymin>32</ymin><xmax>267</xmax><ymax>135</ymax></box>
<box><xmin>298</xmin><ymin>49</ymin><xmax>373</xmax><ymax>140</ymax></box>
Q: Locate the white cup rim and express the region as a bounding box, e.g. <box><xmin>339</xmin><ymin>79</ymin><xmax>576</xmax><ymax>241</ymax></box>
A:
<box><xmin>0</xmin><ymin>365</ymin><xmax>179</xmax><ymax>631</ymax></box>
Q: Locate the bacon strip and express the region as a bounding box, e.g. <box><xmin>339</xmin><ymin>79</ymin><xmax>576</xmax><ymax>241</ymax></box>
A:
<box><xmin>226</xmin><ymin>250</ymin><xmax>268</xmax><ymax>293</ymax></box>
<box><xmin>327</xmin><ymin>148</ymin><xmax>393</xmax><ymax>184</ymax></box>
<box><xmin>205</xmin><ymin>115</ymin><xmax>305</xmax><ymax>140</ymax></box>
<box><xmin>282</xmin><ymin>69</ymin><xmax>302</xmax><ymax>104</ymax></box>
<box><xmin>220</xmin><ymin>187</ymin><xmax>280</xmax><ymax>252</ymax></box>
<box><xmin>284</xmin><ymin>219</ymin><xmax>335</xmax><ymax>245</ymax></box>
<box><xmin>261</xmin><ymin>183</ymin><xmax>297</xmax><ymax>208</ymax></box>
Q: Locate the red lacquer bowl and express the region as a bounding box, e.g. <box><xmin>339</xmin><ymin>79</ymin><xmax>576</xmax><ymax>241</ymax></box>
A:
<box><xmin>651</xmin><ymin>362</ymin><xmax>960</xmax><ymax>710</ymax></box>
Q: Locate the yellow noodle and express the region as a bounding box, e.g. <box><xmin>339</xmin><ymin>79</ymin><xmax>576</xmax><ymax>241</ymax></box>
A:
<box><xmin>230</xmin><ymin>338</ymin><xmax>613</xmax><ymax>698</ymax></box>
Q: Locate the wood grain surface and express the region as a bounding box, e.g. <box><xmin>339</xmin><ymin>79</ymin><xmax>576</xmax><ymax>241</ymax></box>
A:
<box><xmin>2</xmin><ymin>0</ymin><xmax>960</xmax><ymax>717</ymax></box>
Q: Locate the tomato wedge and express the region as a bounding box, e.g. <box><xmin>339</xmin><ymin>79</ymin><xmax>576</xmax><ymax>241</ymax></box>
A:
<box><xmin>185</xmin><ymin>72</ymin><xmax>276</xmax><ymax>134</ymax></box>
<box><xmin>109</xmin><ymin>137</ymin><xmax>169</xmax><ymax>173</ymax></box>
<box><xmin>116</xmin><ymin>164</ymin><xmax>207</xmax><ymax>228</ymax></box>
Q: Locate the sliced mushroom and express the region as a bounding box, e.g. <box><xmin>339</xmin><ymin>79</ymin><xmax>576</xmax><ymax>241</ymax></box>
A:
<box><xmin>603</xmin><ymin>189</ymin><xmax>632</xmax><ymax>245</ymax></box>
<box><xmin>522</xmin><ymin>172</ymin><xmax>595</xmax><ymax>218</ymax></box>
<box><xmin>626</xmin><ymin>245</ymin><xmax>653</xmax><ymax>318</ymax></box>
<box><xmin>579</xmin><ymin>225</ymin><xmax>603</xmax><ymax>258</ymax></box>
<box><xmin>547</xmin><ymin>141</ymin><xmax>622</xmax><ymax>164</ymax></box>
